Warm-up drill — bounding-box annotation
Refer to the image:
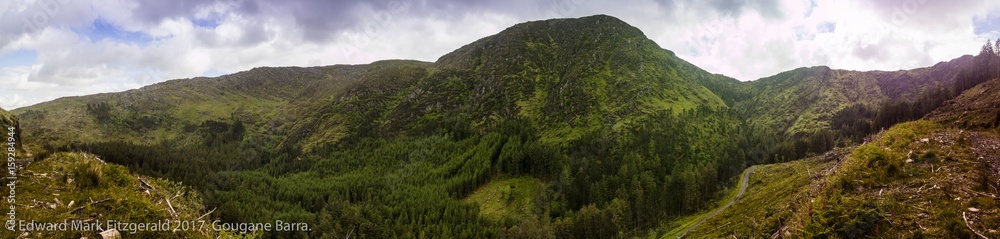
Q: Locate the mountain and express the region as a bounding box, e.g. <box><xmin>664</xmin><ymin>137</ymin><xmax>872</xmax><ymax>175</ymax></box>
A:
<box><xmin>17</xmin><ymin>15</ymin><xmax>734</xmax><ymax>153</ymax></box>
<box><xmin>13</xmin><ymin>15</ymin><xmax>748</xmax><ymax>238</ymax></box>
<box><xmin>9</xmin><ymin>13</ymin><xmax>992</xmax><ymax>238</ymax></box>
<box><xmin>737</xmin><ymin>56</ymin><xmax>972</xmax><ymax>137</ymax></box>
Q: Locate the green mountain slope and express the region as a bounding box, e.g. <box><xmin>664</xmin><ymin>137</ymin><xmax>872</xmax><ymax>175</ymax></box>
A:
<box><xmin>436</xmin><ymin>15</ymin><xmax>728</xmax><ymax>114</ymax></box>
<box><xmin>1</xmin><ymin>107</ymin><xmax>23</xmax><ymax>161</ymax></box>
<box><xmin>13</xmin><ymin>15</ymin><xmax>748</xmax><ymax>238</ymax></box>
<box><xmin>2</xmin><ymin>107</ymin><xmax>18</xmax><ymax>142</ymax></box>
<box><xmin>739</xmin><ymin>56</ymin><xmax>972</xmax><ymax>136</ymax></box>
<box><xmin>1</xmin><ymin>107</ymin><xmax>14</xmax><ymax>126</ymax></box>
<box><xmin>17</xmin><ymin>16</ymin><xmax>731</xmax><ymax>156</ymax></box>
<box><xmin>15</xmin><ymin>62</ymin><xmax>431</xmax><ymax>148</ymax></box>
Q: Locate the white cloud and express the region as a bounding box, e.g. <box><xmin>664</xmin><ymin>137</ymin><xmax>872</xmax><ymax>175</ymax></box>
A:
<box><xmin>617</xmin><ymin>0</ymin><xmax>1000</xmax><ymax>80</ymax></box>
<box><xmin>2</xmin><ymin>0</ymin><xmax>1000</xmax><ymax>109</ymax></box>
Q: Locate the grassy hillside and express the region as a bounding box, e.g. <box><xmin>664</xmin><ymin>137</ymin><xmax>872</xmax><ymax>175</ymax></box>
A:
<box><xmin>426</xmin><ymin>14</ymin><xmax>728</xmax><ymax>138</ymax></box>
<box><xmin>663</xmin><ymin>151</ymin><xmax>842</xmax><ymax>238</ymax></box>
<box><xmin>673</xmin><ymin>53</ymin><xmax>1000</xmax><ymax>237</ymax></box>
<box><xmin>7</xmin><ymin>152</ymin><xmax>218</xmax><ymax>238</ymax></box>
<box><xmin>462</xmin><ymin>177</ymin><xmax>545</xmax><ymax>223</ymax></box>
<box><xmin>1</xmin><ymin>107</ymin><xmax>20</xmax><ymax>153</ymax></box>
<box><xmin>926</xmin><ymin>77</ymin><xmax>1000</xmax><ymax>128</ymax></box>
<box><xmin>0</xmin><ymin>107</ymin><xmax>15</xmax><ymax>128</ymax></box>
<box><xmin>679</xmin><ymin>121</ymin><xmax>1000</xmax><ymax>238</ymax></box>
<box><xmin>14</xmin><ymin>63</ymin><xmax>426</xmax><ymax>148</ymax></box>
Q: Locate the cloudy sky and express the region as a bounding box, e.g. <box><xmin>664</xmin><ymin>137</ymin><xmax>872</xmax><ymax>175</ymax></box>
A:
<box><xmin>1</xmin><ymin>0</ymin><xmax>999</xmax><ymax>109</ymax></box>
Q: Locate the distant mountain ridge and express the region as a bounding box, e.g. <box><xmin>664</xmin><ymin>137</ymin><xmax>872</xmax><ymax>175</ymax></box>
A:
<box><xmin>735</xmin><ymin>55</ymin><xmax>972</xmax><ymax>136</ymax></box>
<box><xmin>16</xmin><ymin>15</ymin><xmax>733</xmax><ymax>151</ymax></box>
<box><xmin>14</xmin><ymin>15</ymin><xmax>975</xmax><ymax>142</ymax></box>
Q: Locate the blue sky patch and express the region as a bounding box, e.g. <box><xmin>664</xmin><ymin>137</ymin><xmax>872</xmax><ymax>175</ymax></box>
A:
<box><xmin>0</xmin><ymin>49</ymin><xmax>38</xmax><ymax>67</ymax></box>
<box><xmin>804</xmin><ymin>0</ymin><xmax>817</xmax><ymax>17</ymax></box>
<box><xmin>74</xmin><ymin>18</ymin><xmax>156</xmax><ymax>46</ymax></box>
<box><xmin>817</xmin><ymin>22</ymin><xmax>836</xmax><ymax>33</ymax></box>
<box><xmin>202</xmin><ymin>68</ymin><xmax>228</xmax><ymax>77</ymax></box>
<box><xmin>974</xmin><ymin>14</ymin><xmax>1000</xmax><ymax>35</ymax></box>
<box><xmin>192</xmin><ymin>18</ymin><xmax>222</xmax><ymax>29</ymax></box>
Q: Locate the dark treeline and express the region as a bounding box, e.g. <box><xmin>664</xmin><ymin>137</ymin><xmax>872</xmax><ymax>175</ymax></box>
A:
<box><xmin>872</xmin><ymin>87</ymin><xmax>952</xmax><ymax>131</ymax></box>
<box><xmin>548</xmin><ymin>107</ymin><xmax>746</xmax><ymax>238</ymax></box>
<box><xmin>822</xmin><ymin>39</ymin><xmax>1000</xmax><ymax>154</ymax></box>
<box><xmin>954</xmin><ymin>39</ymin><xmax>1000</xmax><ymax>94</ymax></box>
<box><xmin>741</xmin><ymin>126</ymin><xmax>835</xmax><ymax>164</ymax></box>
<box><xmin>61</xmin><ymin>118</ymin><xmax>262</xmax><ymax>187</ymax></box>
<box><xmin>828</xmin><ymin>86</ymin><xmax>950</xmax><ymax>146</ymax></box>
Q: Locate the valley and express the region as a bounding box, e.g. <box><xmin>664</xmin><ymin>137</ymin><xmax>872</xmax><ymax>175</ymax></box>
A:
<box><xmin>3</xmin><ymin>14</ymin><xmax>1000</xmax><ymax>238</ymax></box>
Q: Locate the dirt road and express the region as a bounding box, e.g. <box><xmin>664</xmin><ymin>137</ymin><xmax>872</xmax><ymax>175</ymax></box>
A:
<box><xmin>675</xmin><ymin>165</ymin><xmax>756</xmax><ymax>239</ymax></box>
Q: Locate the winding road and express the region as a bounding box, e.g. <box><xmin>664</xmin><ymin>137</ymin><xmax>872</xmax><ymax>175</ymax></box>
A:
<box><xmin>674</xmin><ymin>165</ymin><xmax>757</xmax><ymax>239</ymax></box>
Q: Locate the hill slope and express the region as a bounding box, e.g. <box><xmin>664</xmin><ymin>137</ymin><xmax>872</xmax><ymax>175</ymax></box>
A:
<box><xmin>9</xmin><ymin>152</ymin><xmax>217</xmax><ymax>238</ymax></box>
<box><xmin>738</xmin><ymin>56</ymin><xmax>971</xmax><ymax>136</ymax></box>
<box><xmin>678</xmin><ymin>71</ymin><xmax>1000</xmax><ymax>237</ymax></box>
<box><xmin>680</xmin><ymin>120</ymin><xmax>1000</xmax><ymax>238</ymax></box>
<box><xmin>926</xmin><ymin>77</ymin><xmax>1000</xmax><ymax>128</ymax></box>
<box><xmin>1</xmin><ymin>107</ymin><xmax>20</xmax><ymax>152</ymax></box>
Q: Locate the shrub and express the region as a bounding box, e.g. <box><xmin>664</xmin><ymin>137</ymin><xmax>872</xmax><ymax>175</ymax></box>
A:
<box><xmin>74</xmin><ymin>161</ymin><xmax>104</xmax><ymax>189</ymax></box>
<box><xmin>836</xmin><ymin>206</ymin><xmax>881</xmax><ymax>239</ymax></box>
<box><xmin>919</xmin><ymin>150</ymin><xmax>938</xmax><ymax>163</ymax></box>
<box><xmin>103</xmin><ymin>164</ymin><xmax>134</xmax><ymax>187</ymax></box>
<box><xmin>849</xmin><ymin>144</ymin><xmax>902</xmax><ymax>183</ymax></box>
<box><xmin>810</xmin><ymin>200</ymin><xmax>883</xmax><ymax>239</ymax></box>
<box><xmin>881</xmin><ymin>120</ymin><xmax>937</xmax><ymax>149</ymax></box>
<box><xmin>939</xmin><ymin>211</ymin><xmax>973</xmax><ymax>238</ymax></box>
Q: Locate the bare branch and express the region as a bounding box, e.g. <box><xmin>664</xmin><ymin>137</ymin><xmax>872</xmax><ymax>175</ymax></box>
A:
<box><xmin>963</xmin><ymin>211</ymin><xmax>989</xmax><ymax>239</ymax></box>
<box><xmin>197</xmin><ymin>207</ymin><xmax>216</xmax><ymax>220</ymax></box>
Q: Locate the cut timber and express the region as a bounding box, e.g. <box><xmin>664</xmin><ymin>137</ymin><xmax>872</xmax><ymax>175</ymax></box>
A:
<box><xmin>100</xmin><ymin>229</ymin><xmax>121</xmax><ymax>239</ymax></box>
<box><xmin>71</xmin><ymin>199</ymin><xmax>111</xmax><ymax>214</ymax></box>
<box><xmin>137</xmin><ymin>176</ymin><xmax>155</xmax><ymax>191</ymax></box>
<box><xmin>197</xmin><ymin>207</ymin><xmax>216</xmax><ymax>220</ymax></box>
<box><xmin>165</xmin><ymin>197</ymin><xmax>177</xmax><ymax>218</ymax></box>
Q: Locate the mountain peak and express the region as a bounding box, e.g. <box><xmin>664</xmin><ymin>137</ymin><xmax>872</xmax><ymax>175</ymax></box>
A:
<box><xmin>435</xmin><ymin>14</ymin><xmax>648</xmax><ymax>68</ymax></box>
